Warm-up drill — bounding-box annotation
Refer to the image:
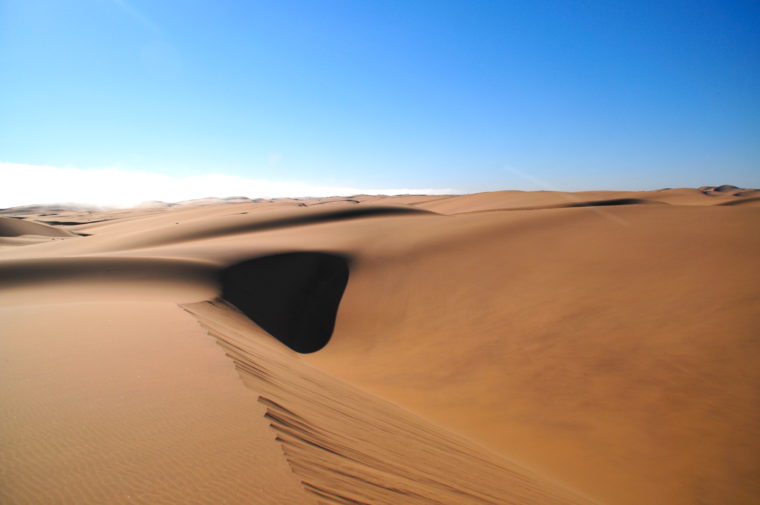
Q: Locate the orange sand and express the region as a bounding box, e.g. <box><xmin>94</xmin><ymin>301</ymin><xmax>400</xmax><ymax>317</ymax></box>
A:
<box><xmin>1</xmin><ymin>187</ymin><xmax>758</xmax><ymax>505</ymax></box>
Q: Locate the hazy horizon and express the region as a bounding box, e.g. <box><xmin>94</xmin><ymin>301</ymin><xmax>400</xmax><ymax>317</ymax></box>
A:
<box><xmin>2</xmin><ymin>161</ymin><xmax>757</xmax><ymax>209</ymax></box>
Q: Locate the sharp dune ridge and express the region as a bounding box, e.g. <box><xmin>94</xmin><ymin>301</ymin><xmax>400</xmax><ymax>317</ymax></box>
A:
<box><xmin>1</xmin><ymin>188</ymin><xmax>759</xmax><ymax>505</ymax></box>
<box><xmin>183</xmin><ymin>299</ymin><xmax>597</xmax><ymax>505</ymax></box>
<box><xmin>0</xmin><ymin>216</ymin><xmax>77</xmax><ymax>238</ymax></box>
<box><xmin>456</xmin><ymin>197</ymin><xmax>667</xmax><ymax>214</ymax></box>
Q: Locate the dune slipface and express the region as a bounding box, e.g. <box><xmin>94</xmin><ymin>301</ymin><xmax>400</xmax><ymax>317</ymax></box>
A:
<box><xmin>0</xmin><ymin>217</ymin><xmax>75</xmax><ymax>237</ymax></box>
<box><xmin>219</xmin><ymin>252</ymin><xmax>350</xmax><ymax>353</ymax></box>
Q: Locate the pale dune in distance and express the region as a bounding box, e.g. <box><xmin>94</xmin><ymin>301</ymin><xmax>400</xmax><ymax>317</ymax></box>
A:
<box><xmin>1</xmin><ymin>186</ymin><xmax>759</xmax><ymax>505</ymax></box>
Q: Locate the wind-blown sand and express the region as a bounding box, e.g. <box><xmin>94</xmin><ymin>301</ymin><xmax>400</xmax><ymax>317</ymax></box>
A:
<box><xmin>1</xmin><ymin>187</ymin><xmax>758</xmax><ymax>505</ymax></box>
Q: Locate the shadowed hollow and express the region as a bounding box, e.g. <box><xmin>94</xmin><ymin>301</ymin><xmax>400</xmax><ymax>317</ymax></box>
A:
<box><xmin>219</xmin><ymin>252</ymin><xmax>350</xmax><ymax>353</ymax></box>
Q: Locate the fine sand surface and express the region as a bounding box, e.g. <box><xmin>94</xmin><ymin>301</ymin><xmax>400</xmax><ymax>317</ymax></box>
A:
<box><xmin>1</xmin><ymin>187</ymin><xmax>759</xmax><ymax>505</ymax></box>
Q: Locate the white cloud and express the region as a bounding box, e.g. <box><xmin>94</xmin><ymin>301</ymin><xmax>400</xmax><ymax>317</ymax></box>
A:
<box><xmin>0</xmin><ymin>162</ymin><xmax>456</xmax><ymax>208</ymax></box>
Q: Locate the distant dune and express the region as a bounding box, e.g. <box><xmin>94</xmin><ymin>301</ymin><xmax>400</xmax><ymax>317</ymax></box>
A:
<box><xmin>1</xmin><ymin>187</ymin><xmax>758</xmax><ymax>505</ymax></box>
<box><xmin>0</xmin><ymin>216</ymin><xmax>76</xmax><ymax>238</ymax></box>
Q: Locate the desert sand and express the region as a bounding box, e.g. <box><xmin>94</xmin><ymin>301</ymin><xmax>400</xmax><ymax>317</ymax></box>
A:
<box><xmin>1</xmin><ymin>186</ymin><xmax>759</xmax><ymax>505</ymax></box>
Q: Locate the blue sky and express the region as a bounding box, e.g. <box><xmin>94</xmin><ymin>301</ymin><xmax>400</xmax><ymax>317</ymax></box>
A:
<box><xmin>1</xmin><ymin>0</ymin><xmax>759</xmax><ymax>204</ymax></box>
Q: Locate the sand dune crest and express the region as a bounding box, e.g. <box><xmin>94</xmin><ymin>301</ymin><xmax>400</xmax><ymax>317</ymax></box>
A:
<box><xmin>0</xmin><ymin>216</ymin><xmax>76</xmax><ymax>238</ymax></box>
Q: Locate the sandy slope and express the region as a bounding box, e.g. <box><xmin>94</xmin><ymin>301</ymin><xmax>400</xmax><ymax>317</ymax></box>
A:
<box><xmin>1</xmin><ymin>188</ymin><xmax>758</xmax><ymax>505</ymax></box>
<box><xmin>183</xmin><ymin>299</ymin><xmax>595</xmax><ymax>505</ymax></box>
<box><xmin>0</xmin><ymin>302</ymin><xmax>309</xmax><ymax>505</ymax></box>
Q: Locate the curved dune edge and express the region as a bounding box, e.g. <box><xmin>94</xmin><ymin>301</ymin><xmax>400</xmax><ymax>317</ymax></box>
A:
<box><xmin>219</xmin><ymin>252</ymin><xmax>350</xmax><ymax>353</ymax></box>
<box><xmin>0</xmin><ymin>257</ymin><xmax>218</xmax><ymax>305</ymax></box>
<box><xmin>183</xmin><ymin>300</ymin><xmax>598</xmax><ymax>505</ymax></box>
<box><xmin>0</xmin><ymin>302</ymin><xmax>313</xmax><ymax>505</ymax></box>
<box><xmin>458</xmin><ymin>197</ymin><xmax>667</xmax><ymax>214</ymax></box>
<box><xmin>0</xmin><ymin>216</ymin><xmax>76</xmax><ymax>237</ymax></box>
<box><xmin>85</xmin><ymin>205</ymin><xmax>435</xmax><ymax>252</ymax></box>
<box><xmin>717</xmin><ymin>196</ymin><xmax>760</xmax><ymax>206</ymax></box>
<box><xmin>0</xmin><ymin>256</ymin><xmax>218</xmax><ymax>285</ymax></box>
<box><xmin>413</xmin><ymin>188</ymin><xmax>760</xmax><ymax>214</ymax></box>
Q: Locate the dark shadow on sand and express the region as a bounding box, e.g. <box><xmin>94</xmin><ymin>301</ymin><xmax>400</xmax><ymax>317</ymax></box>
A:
<box><xmin>562</xmin><ymin>198</ymin><xmax>655</xmax><ymax>207</ymax></box>
<box><xmin>219</xmin><ymin>252</ymin><xmax>350</xmax><ymax>353</ymax></box>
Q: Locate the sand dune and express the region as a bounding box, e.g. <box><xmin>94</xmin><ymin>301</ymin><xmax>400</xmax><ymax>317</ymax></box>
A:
<box><xmin>1</xmin><ymin>188</ymin><xmax>758</xmax><ymax>505</ymax></box>
<box><xmin>0</xmin><ymin>216</ymin><xmax>76</xmax><ymax>238</ymax></box>
<box><xmin>0</xmin><ymin>217</ymin><xmax>80</xmax><ymax>248</ymax></box>
<box><xmin>0</xmin><ymin>302</ymin><xmax>310</xmax><ymax>505</ymax></box>
<box><xmin>717</xmin><ymin>196</ymin><xmax>760</xmax><ymax>206</ymax></box>
<box><xmin>414</xmin><ymin>187</ymin><xmax>760</xmax><ymax>213</ymax></box>
<box><xmin>184</xmin><ymin>299</ymin><xmax>595</xmax><ymax>505</ymax></box>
